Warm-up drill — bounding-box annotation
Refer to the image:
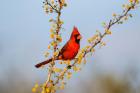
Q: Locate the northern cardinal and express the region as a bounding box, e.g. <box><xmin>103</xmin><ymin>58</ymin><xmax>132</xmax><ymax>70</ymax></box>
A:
<box><xmin>35</xmin><ymin>26</ymin><xmax>82</xmax><ymax>68</ymax></box>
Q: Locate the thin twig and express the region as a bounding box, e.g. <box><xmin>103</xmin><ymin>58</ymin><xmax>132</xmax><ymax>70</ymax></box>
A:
<box><xmin>85</xmin><ymin>0</ymin><xmax>137</xmax><ymax>56</ymax></box>
<box><xmin>45</xmin><ymin>0</ymin><xmax>63</xmax><ymax>87</ymax></box>
<box><xmin>45</xmin><ymin>0</ymin><xmax>59</xmax><ymax>13</ymax></box>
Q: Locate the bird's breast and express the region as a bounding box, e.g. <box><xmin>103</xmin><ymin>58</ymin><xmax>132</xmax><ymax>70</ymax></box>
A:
<box><xmin>62</xmin><ymin>41</ymin><xmax>80</xmax><ymax>60</ymax></box>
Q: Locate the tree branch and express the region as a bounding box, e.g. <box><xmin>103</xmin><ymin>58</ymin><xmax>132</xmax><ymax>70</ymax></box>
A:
<box><xmin>53</xmin><ymin>0</ymin><xmax>138</xmax><ymax>86</ymax></box>
<box><xmin>45</xmin><ymin>0</ymin><xmax>59</xmax><ymax>13</ymax></box>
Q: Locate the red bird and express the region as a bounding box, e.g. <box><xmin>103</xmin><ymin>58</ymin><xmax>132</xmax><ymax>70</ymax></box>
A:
<box><xmin>35</xmin><ymin>26</ymin><xmax>82</xmax><ymax>68</ymax></box>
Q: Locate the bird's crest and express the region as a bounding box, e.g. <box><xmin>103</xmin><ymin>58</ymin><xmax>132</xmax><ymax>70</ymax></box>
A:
<box><xmin>70</xmin><ymin>26</ymin><xmax>80</xmax><ymax>38</ymax></box>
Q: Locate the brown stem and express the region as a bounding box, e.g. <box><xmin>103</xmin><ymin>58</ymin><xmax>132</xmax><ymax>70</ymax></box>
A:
<box><xmin>45</xmin><ymin>0</ymin><xmax>63</xmax><ymax>87</ymax></box>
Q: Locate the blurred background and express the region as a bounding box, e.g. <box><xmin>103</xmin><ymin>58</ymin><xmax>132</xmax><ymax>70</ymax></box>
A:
<box><xmin>0</xmin><ymin>0</ymin><xmax>140</xmax><ymax>93</ymax></box>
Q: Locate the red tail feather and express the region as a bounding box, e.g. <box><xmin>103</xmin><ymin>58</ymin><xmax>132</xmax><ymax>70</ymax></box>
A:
<box><xmin>35</xmin><ymin>58</ymin><xmax>52</xmax><ymax>68</ymax></box>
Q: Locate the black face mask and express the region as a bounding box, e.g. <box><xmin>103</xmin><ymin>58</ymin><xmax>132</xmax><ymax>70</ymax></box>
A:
<box><xmin>74</xmin><ymin>34</ymin><xmax>80</xmax><ymax>44</ymax></box>
<box><xmin>75</xmin><ymin>39</ymin><xmax>80</xmax><ymax>44</ymax></box>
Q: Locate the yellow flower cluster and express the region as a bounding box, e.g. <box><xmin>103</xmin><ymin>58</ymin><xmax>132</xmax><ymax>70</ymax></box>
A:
<box><xmin>129</xmin><ymin>0</ymin><xmax>139</xmax><ymax>3</ymax></box>
<box><xmin>44</xmin><ymin>52</ymin><xmax>50</xmax><ymax>58</ymax></box>
<box><xmin>51</xmin><ymin>0</ymin><xmax>54</xmax><ymax>4</ymax></box>
<box><xmin>56</xmin><ymin>35</ymin><xmax>62</xmax><ymax>42</ymax></box>
<box><xmin>53</xmin><ymin>67</ymin><xmax>62</xmax><ymax>73</ymax></box>
<box><xmin>48</xmin><ymin>24</ymin><xmax>63</xmax><ymax>52</ymax></box>
<box><xmin>42</xmin><ymin>87</ymin><xmax>51</xmax><ymax>93</ymax></box>
<box><xmin>43</xmin><ymin>0</ymin><xmax>55</xmax><ymax>14</ymax></box>
<box><xmin>43</xmin><ymin>0</ymin><xmax>67</xmax><ymax>14</ymax></box>
<box><xmin>43</xmin><ymin>4</ymin><xmax>49</xmax><ymax>13</ymax></box>
<box><xmin>42</xmin><ymin>82</ymin><xmax>57</xmax><ymax>93</ymax></box>
<box><xmin>66</xmin><ymin>72</ymin><xmax>72</xmax><ymax>79</ymax></box>
<box><xmin>60</xmin><ymin>0</ymin><xmax>67</xmax><ymax>8</ymax></box>
<box><xmin>73</xmin><ymin>65</ymin><xmax>81</xmax><ymax>72</ymax></box>
<box><xmin>59</xmin><ymin>81</ymin><xmax>66</xmax><ymax>90</ymax></box>
<box><xmin>112</xmin><ymin>13</ymin><xmax>117</xmax><ymax>17</ymax></box>
<box><xmin>64</xmin><ymin>60</ymin><xmax>71</xmax><ymax>65</ymax></box>
<box><xmin>50</xmin><ymin>41</ymin><xmax>57</xmax><ymax>48</ymax></box>
<box><xmin>99</xmin><ymin>41</ymin><xmax>106</xmax><ymax>48</ymax></box>
<box><xmin>32</xmin><ymin>82</ymin><xmax>57</xmax><ymax>93</ymax></box>
<box><xmin>76</xmin><ymin>51</ymin><xmax>84</xmax><ymax>64</ymax></box>
<box><xmin>88</xmin><ymin>34</ymin><xmax>99</xmax><ymax>44</ymax></box>
<box><xmin>124</xmin><ymin>16</ymin><xmax>128</xmax><ymax>20</ymax></box>
<box><xmin>105</xmin><ymin>29</ymin><xmax>112</xmax><ymax>35</ymax></box>
<box><xmin>122</xmin><ymin>0</ymin><xmax>139</xmax><ymax>10</ymax></box>
<box><xmin>32</xmin><ymin>83</ymin><xmax>39</xmax><ymax>93</ymax></box>
<box><xmin>76</xmin><ymin>45</ymin><xmax>92</xmax><ymax>65</ymax></box>
<box><xmin>53</xmin><ymin>51</ymin><xmax>59</xmax><ymax>56</ymax></box>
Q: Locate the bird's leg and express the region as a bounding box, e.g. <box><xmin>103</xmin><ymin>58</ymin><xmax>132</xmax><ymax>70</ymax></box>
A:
<box><xmin>67</xmin><ymin>58</ymin><xmax>78</xmax><ymax>69</ymax></box>
<box><xmin>67</xmin><ymin>65</ymin><xmax>72</xmax><ymax>69</ymax></box>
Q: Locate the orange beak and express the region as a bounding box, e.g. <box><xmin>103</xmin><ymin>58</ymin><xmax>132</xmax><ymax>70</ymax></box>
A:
<box><xmin>77</xmin><ymin>35</ymin><xmax>82</xmax><ymax>40</ymax></box>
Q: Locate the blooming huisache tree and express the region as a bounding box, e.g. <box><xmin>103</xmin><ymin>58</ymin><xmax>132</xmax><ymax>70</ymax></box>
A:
<box><xmin>32</xmin><ymin>0</ymin><xmax>140</xmax><ymax>93</ymax></box>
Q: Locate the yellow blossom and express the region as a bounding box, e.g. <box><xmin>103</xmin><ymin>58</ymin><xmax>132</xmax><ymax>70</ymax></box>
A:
<box><xmin>136</xmin><ymin>0</ymin><xmax>139</xmax><ymax>4</ymax></box>
<box><xmin>32</xmin><ymin>87</ymin><xmax>36</xmax><ymax>93</ymax></box>
<box><xmin>83</xmin><ymin>58</ymin><xmax>87</xmax><ymax>64</ymax></box>
<box><xmin>85</xmin><ymin>45</ymin><xmax>90</xmax><ymax>50</ymax></box>
<box><xmin>66</xmin><ymin>60</ymin><xmax>70</xmax><ymax>65</ymax></box>
<box><xmin>91</xmin><ymin>48</ymin><xmax>95</xmax><ymax>52</ymax></box>
<box><xmin>41</xmin><ymin>90</ymin><xmax>45</xmax><ymax>93</ymax></box>
<box><xmin>100</xmin><ymin>42</ymin><xmax>106</xmax><ymax>47</ymax></box>
<box><xmin>44</xmin><ymin>4</ymin><xmax>48</xmax><ymax>11</ymax></box>
<box><xmin>51</xmin><ymin>24</ymin><xmax>57</xmax><ymax>29</ymax></box>
<box><xmin>50</xmin><ymin>28</ymin><xmax>54</xmax><ymax>33</ymax></box>
<box><xmin>53</xmin><ymin>67</ymin><xmax>62</xmax><ymax>73</ymax></box>
<box><xmin>59</xmin><ymin>84</ymin><xmax>65</xmax><ymax>90</ymax></box>
<box><xmin>60</xmin><ymin>20</ymin><xmax>64</xmax><ymax>24</ymax></box>
<box><xmin>129</xmin><ymin>0</ymin><xmax>133</xmax><ymax>3</ymax></box>
<box><xmin>48</xmin><ymin>45</ymin><xmax>51</xmax><ymax>49</ymax></box>
<box><xmin>88</xmin><ymin>34</ymin><xmax>99</xmax><ymax>44</ymax></box>
<box><xmin>73</xmin><ymin>66</ymin><xmax>78</xmax><ymax>72</ymax></box>
<box><xmin>112</xmin><ymin>13</ymin><xmax>117</xmax><ymax>17</ymax></box>
<box><xmin>51</xmin><ymin>0</ymin><xmax>54</xmax><ymax>4</ymax></box>
<box><xmin>87</xmin><ymin>38</ymin><xmax>92</xmax><ymax>43</ymax></box>
<box><xmin>77</xmin><ymin>52</ymin><xmax>83</xmax><ymax>64</ymax></box>
<box><xmin>35</xmin><ymin>83</ymin><xmax>39</xmax><ymax>88</ymax></box>
<box><xmin>66</xmin><ymin>72</ymin><xmax>72</xmax><ymax>79</ymax></box>
<box><xmin>51</xmin><ymin>41</ymin><xmax>56</xmax><ymax>47</ymax></box>
<box><xmin>44</xmin><ymin>52</ymin><xmax>49</xmax><ymax>57</ymax></box>
<box><xmin>56</xmin><ymin>35</ymin><xmax>62</xmax><ymax>42</ymax></box>
<box><xmin>126</xmin><ymin>5</ymin><xmax>130</xmax><ymax>9</ymax></box>
<box><xmin>46</xmin><ymin>88</ymin><xmax>50</xmax><ymax>93</ymax></box>
<box><xmin>105</xmin><ymin>29</ymin><xmax>112</xmax><ymax>35</ymax></box>
<box><xmin>53</xmin><ymin>51</ymin><xmax>58</xmax><ymax>56</ymax></box>
<box><xmin>59</xmin><ymin>61</ymin><xmax>63</xmax><ymax>64</ymax></box>
<box><xmin>50</xmin><ymin>33</ymin><xmax>55</xmax><ymax>39</ymax></box>
<box><xmin>50</xmin><ymin>8</ymin><xmax>53</xmax><ymax>13</ymax></box>
<box><xmin>61</xmin><ymin>0</ymin><xmax>65</xmax><ymax>4</ymax></box>
<box><xmin>124</xmin><ymin>16</ymin><xmax>128</xmax><ymax>20</ymax></box>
